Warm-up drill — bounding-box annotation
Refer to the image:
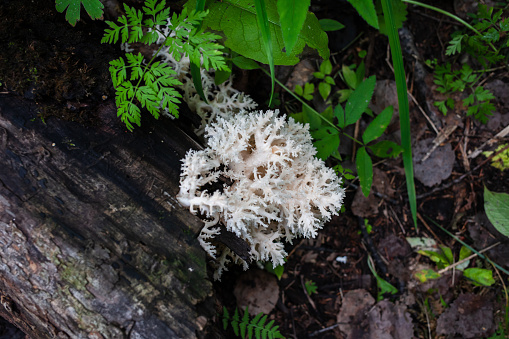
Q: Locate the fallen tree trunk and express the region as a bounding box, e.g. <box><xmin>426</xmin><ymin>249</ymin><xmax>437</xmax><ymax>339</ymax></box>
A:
<box><xmin>0</xmin><ymin>95</ymin><xmax>212</xmax><ymax>338</ymax></box>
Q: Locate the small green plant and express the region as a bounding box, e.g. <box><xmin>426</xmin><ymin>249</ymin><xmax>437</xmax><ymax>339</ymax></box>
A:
<box><xmin>222</xmin><ymin>307</ymin><xmax>285</xmax><ymax>339</ymax></box>
<box><xmin>483</xmin><ymin>144</ymin><xmax>509</xmax><ymax>171</ymax></box>
<box><xmin>410</xmin><ymin>240</ymin><xmax>496</xmax><ymax>286</ymax></box>
<box><xmin>367</xmin><ymin>257</ymin><xmax>398</xmax><ymax>301</ymax></box>
<box><xmin>101</xmin><ymin>0</ymin><xmax>228</xmax><ymax>130</ymax></box>
<box><xmin>290</xmin><ymin>66</ymin><xmax>402</xmax><ymax>197</ymax></box>
<box><xmin>446</xmin><ymin>4</ymin><xmax>509</xmax><ymax>67</ymax></box>
<box><xmin>312</xmin><ymin>59</ymin><xmax>336</xmax><ymax>101</ymax></box>
<box><xmin>433</xmin><ymin>63</ymin><xmax>495</xmax><ymax>123</ymax></box>
<box><xmin>304</xmin><ymin>280</ymin><xmax>318</xmax><ymax>295</ymax></box>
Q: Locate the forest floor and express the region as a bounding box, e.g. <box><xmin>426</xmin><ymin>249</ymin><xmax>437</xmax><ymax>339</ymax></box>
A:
<box><xmin>1</xmin><ymin>0</ymin><xmax>509</xmax><ymax>338</ymax></box>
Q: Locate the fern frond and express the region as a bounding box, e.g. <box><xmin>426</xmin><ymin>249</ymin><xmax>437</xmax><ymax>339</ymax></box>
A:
<box><xmin>222</xmin><ymin>307</ymin><xmax>285</xmax><ymax>339</ymax></box>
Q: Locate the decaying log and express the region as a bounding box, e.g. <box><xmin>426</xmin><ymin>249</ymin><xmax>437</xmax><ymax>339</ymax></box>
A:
<box><xmin>0</xmin><ymin>95</ymin><xmax>212</xmax><ymax>338</ymax></box>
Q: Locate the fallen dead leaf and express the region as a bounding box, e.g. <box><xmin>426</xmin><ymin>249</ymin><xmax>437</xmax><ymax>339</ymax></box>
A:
<box><xmin>234</xmin><ymin>269</ymin><xmax>279</xmax><ymax>316</ymax></box>
<box><xmin>413</xmin><ymin>137</ymin><xmax>455</xmax><ymax>187</ymax></box>
<box><xmin>337</xmin><ymin>289</ymin><xmax>375</xmax><ymax>339</ymax></box>
<box><xmin>364</xmin><ymin>300</ymin><xmax>414</xmax><ymax>339</ymax></box>
<box><xmin>436</xmin><ymin>293</ymin><xmax>495</xmax><ymax>338</ymax></box>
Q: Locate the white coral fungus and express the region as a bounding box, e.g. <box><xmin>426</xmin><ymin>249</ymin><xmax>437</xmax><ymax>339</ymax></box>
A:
<box><xmin>177</xmin><ymin>110</ymin><xmax>345</xmax><ymax>279</ymax></box>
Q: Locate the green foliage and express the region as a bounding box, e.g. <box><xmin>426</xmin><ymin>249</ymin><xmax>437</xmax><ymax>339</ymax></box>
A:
<box><xmin>376</xmin><ymin>0</ymin><xmax>408</xmax><ymax>35</ymax></box>
<box><xmin>288</xmin><ymin>58</ymin><xmax>401</xmax><ymax>197</ymax></box>
<box><xmin>101</xmin><ymin>0</ymin><xmax>228</xmax><ymax>130</ymax></box>
<box><xmin>319</xmin><ymin>18</ymin><xmax>345</xmax><ymax>31</ymax></box>
<box><xmin>347</xmin><ymin>0</ymin><xmax>379</xmax><ymax>29</ymax></box>
<box><xmin>304</xmin><ymin>280</ymin><xmax>318</xmax><ymax>295</ymax></box>
<box><xmin>313</xmin><ymin>59</ymin><xmax>336</xmax><ymax>101</ymax></box>
<box><xmin>483</xmin><ymin>144</ymin><xmax>509</xmax><ymax>171</ymax></box>
<box><xmin>277</xmin><ymin>0</ymin><xmax>311</xmax><ymax>55</ymax></box>
<box><xmin>484</xmin><ymin>186</ymin><xmax>509</xmax><ymax>238</ymax></box>
<box><xmin>463</xmin><ymin>267</ymin><xmax>496</xmax><ymax>286</ymax></box>
<box><xmin>446</xmin><ymin>4</ymin><xmax>509</xmax><ymax>67</ymax></box>
<box><xmin>433</xmin><ymin>63</ymin><xmax>495</xmax><ymax>123</ymax></box>
<box><xmin>264</xmin><ymin>261</ymin><xmax>285</xmax><ymax>280</ymax></box>
<box><xmin>223</xmin><ymin>307</ymin><xmax>285</xmax><ymax>339</ymax></box>
<box><xmin>56</xmin><ymin>0</ymin><xmax>104</xmax><ymax>26</ymax></box>
<box><xmin>380</xmin><ymin>0</ymin><xmax>416</xmax><ymax>228</ymax></box>
<box><xmin>186</xmin><ymin>0</ymin><xmax>329</xmax><ymax>65</ymax></box>
<box><xmin>367</xmin><ymin>257</ymin><xmax>398</xmax><ymax>301</ymax></box>
<box><xmin>412</xmin><ymin>240</ymin><xmax>496</xmax><ymax>287</ymax></box>
<box><xmin>418</xmin><ymin>246</ymin><xmax>453</xmax><ymax>270</ymax></box>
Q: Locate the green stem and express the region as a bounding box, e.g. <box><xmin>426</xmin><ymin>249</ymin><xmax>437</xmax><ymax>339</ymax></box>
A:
<box><xmin>403</xmin><ymin>0</ymin><xmax>499</xmax><ymax>54</ymax></box>
<box><xmin>381</xmin><ymin>0</ymin><xmax>418</xmax><ymax>229</ymax></box>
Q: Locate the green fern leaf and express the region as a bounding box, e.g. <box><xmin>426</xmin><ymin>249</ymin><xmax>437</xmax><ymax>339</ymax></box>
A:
<box><xmin>446</xmin><ymin>35</ymin><xmax>464</xmax><ymax>55</ymax></box>
<box><xmin>222</xmin><ymin>307</ymin><xmax>230</xmax><ymax>330</ymax></box>
<box><xmin>102</xmin><ymin>21</ymin><xmax>121</xmax><ymax>44</ymax></box>
<box><xmin>232</xmin><ymin>308</ymin><xmax>240</xmax><ymax>336</ymax></box>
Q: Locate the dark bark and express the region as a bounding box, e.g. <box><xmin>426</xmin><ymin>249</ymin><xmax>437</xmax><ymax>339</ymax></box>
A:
<box><xmin>0</xmin><ymin>95</ymin><xmax>212</xmax><ymax>338</ymax></box>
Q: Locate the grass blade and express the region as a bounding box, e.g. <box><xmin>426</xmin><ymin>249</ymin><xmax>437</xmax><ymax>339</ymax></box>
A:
<box><xmin>380</xmin><ymin>0</ymin><xmax>417</xmax><ymax>229</ymax></box>
<box><xmin>254</xmin><ymin>0</ymin><xmax>275</xmax><ymax>105</ymax></box>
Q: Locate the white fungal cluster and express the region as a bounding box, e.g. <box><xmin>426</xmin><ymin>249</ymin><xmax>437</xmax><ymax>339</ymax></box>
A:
<box><xmin>177</xmin><ymin>110</ymin><xmax>345</xmax><ymax>279</ymax></box>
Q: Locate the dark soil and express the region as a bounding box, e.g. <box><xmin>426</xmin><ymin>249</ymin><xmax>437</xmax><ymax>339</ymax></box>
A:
<box><xmin>1</xmin><ymin>0</ymin><xmax>508</xmax><ymax>338</ymax></box>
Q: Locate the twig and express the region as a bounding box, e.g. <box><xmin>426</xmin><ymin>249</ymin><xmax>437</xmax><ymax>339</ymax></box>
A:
<box><xmin>421</xmin><ymin>124</ymin><xmax>458</xmax><ymax>162</ymax></box>
<box><xmin>417</xmin><ymin>213</ymin><xmax>442</xmax><ymax>244</ymax></box>
<box><xmin>407</xmin><ymin>91</ymin><xmax>439</xmax><ymax>135</ymax></box>
<box><xmin>468</xmin><ymin>123</ymin><xmax>509</xmax><ymax>159</ymax></box>
<box><xmin>300</xmin><ymin>276</ymin><xmax>317</xmax><ymax>312</ymax></box>
<box><xmin>438</xmin><ymin>242</ymin><xmax>501</xmax><ymax>274</ymax></box>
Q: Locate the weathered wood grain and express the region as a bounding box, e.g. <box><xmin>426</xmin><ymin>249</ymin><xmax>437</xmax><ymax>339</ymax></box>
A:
<box><xmin>0</xmin><ymin>95</ymin><xmax>211</xmax><ymax>338</ymax></box>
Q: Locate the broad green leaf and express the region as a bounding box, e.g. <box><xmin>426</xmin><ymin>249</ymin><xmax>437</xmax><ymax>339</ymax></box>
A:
<box><xmin>319</xmin><ymin>18</ymin><xmax>344</xmax><ymax>31</ymax></box>
<box><xmin>311</xmin><ymin>127</ymin><xmax>340</xmax><ymax>160</ymax></box>
<box><xmin>484</xmin><ymin>186</ymin><xmax>509</xmax><ymax>237</ymax></box>
<box><xmin>463</xmin><ymin>268</ymin><xmax>495</xmax><ymax>286</ymax></box>
<box><xmin>362</xmin><ymin>106</ymin><xmax>393</xmax><ymax>144</ymax></box>
<box><xmin>415</xmin><ymin>269</ymin><xmax>441</xmax><ymax>283</ymax></box>
<box><xmin>277</xmin><ymin>0</ymin><xmax>310</xmax><ymax>55</ymax></box>
<box><xmin>342</xmin><ymin>64</ymin><xmax>358</xmax><ymax>89</ymax></box>
<box><xmin>344</xmin><ymin>75</ymin><xmax>376</xmax><ymax>127</ymax></box>
<box><xmin>348</xmin><ymin>0</ymin><xmax>379</xmax><ymax>29</ymax></box>
<box><xmin>303</xmin><ymin>105</ymin><xmax>321</xmax><ymax>129</ymax></box>
<box><xmin>254</xmin><ymin>0</ymin><xmax>275</xmax><ymax>104</ymax></box>
<box><xmin>190</xmin><ymin>0</ymin><xmax>329</xmax><ymax>65</ymax></box>
<box><xmin>320</xmin><ymin>59</ymin><xmax>333</xmax><ymax>75</ymax></box>
<box><xmin>232</xmin><ymin>56</ymin><xmax>261</xmax><ymax>70</ymax></box>
<box><xmin>356</xmin><ymin>146</ymin><xmax>373</xmax><ymax>197</ymax></box>
<box><xmin>457</xmin><ymin>246</ymin><xmax>472</xmax><ymax>271</ymax></box>
<box><xmin>318</xmin><ymin>82</ymin><xmax>331</xmax><ymax>101</ymax></box>
<box><xmin>56</xmin><ymin>0</ymin><xmax>104</xmax><ymax>26</ymax></box>
<box><xmin>334</xmin><ymin>104</ymin><xmax>347</xmax><ymax>129</ymax></box>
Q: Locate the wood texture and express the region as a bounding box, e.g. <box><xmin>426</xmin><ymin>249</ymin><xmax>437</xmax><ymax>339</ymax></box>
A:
<box><xmin>0</xmin><ymin>95</ymin><xmax>211</xmax><ymax>338</ymax></box>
